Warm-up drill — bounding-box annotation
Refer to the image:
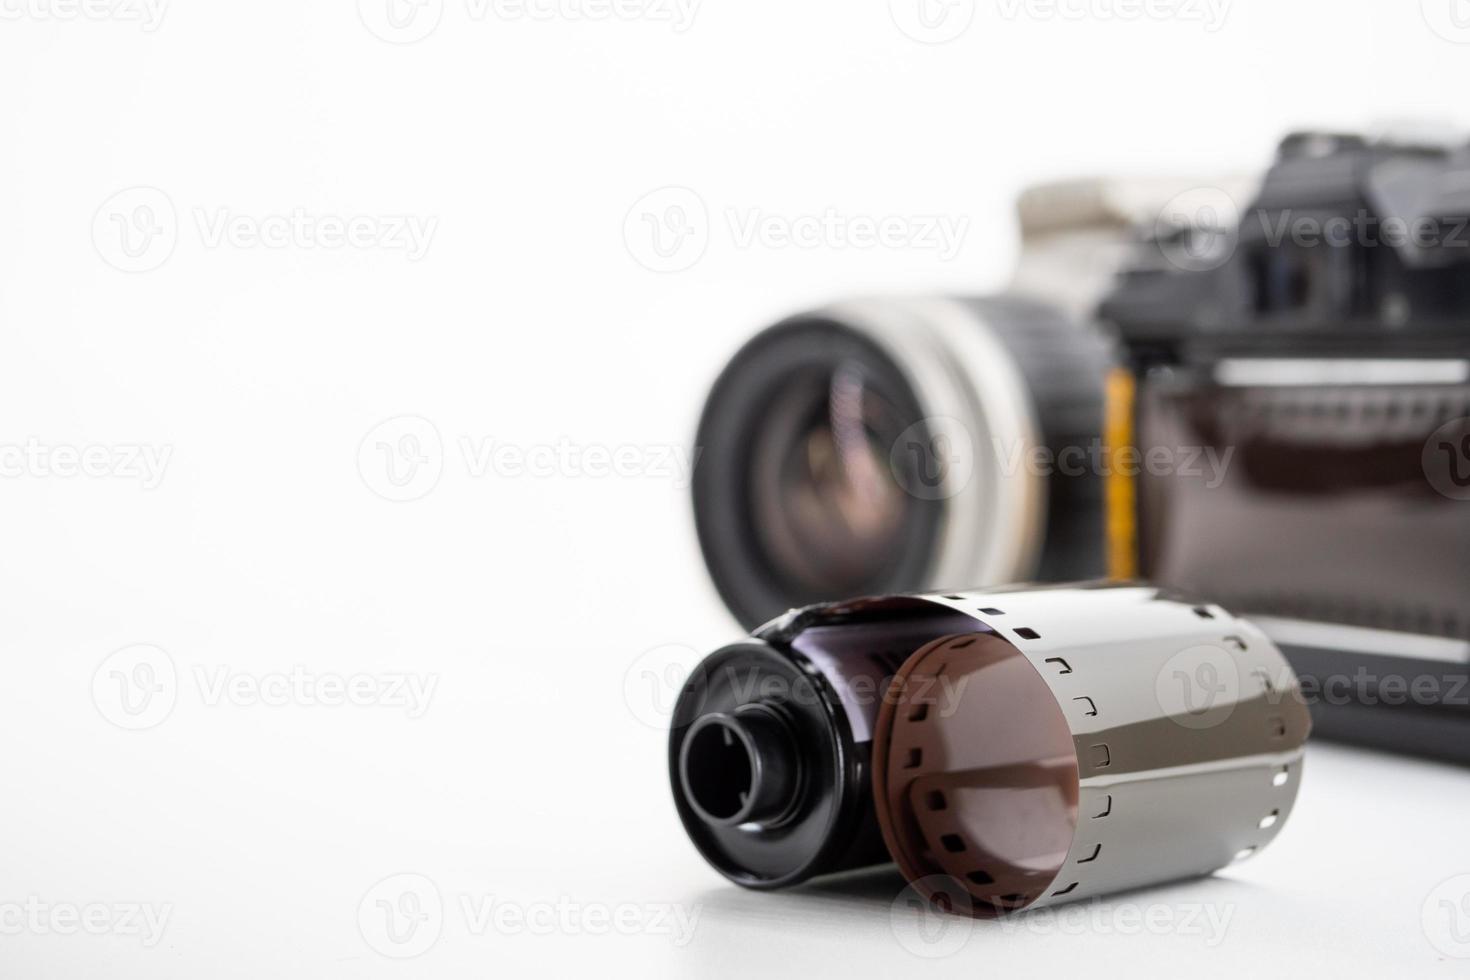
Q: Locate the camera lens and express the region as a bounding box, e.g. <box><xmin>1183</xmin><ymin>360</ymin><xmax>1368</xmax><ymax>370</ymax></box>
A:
<box><xmin>693</xmin><ymin>317</ymin><xmax>944</xmax><ymax>628</ymax></box>
<box><xmin>693</xmin><ymin>297</ymin><xmax>1112</xmax><ymax>629</ymax></box>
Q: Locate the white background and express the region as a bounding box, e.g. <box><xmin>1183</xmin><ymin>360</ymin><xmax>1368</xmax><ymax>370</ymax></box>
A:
<box><xmin>3</xmin><ymin>0</ymin><xmax>1470</xmax><ymax>975</ymax></box>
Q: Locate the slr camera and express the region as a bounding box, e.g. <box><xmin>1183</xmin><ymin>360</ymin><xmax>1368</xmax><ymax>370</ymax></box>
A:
<box><xmin>691</xmin><ymin>131</ymin><xmax>1470</xmax><ymax>762</ymax></box>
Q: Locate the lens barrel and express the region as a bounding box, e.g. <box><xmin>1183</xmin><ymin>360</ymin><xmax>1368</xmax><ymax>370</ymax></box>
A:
<box><xmin>692</xmin><ymin>296</ymin><xmax>1113</xmax><ymax>629</ymax></box>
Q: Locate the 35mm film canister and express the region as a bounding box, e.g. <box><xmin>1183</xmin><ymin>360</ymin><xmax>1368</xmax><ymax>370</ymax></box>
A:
<box><xmin>668</xmin><ymin>584</ymin><xmax>1311</xmax><ymax>916</ymax></box>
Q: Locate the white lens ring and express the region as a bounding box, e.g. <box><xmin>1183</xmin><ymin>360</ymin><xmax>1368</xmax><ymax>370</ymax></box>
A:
<box><xmin>818</xmin><ymin>296</ymin><xmax>1047</xmax><ymax>591</ymax></box>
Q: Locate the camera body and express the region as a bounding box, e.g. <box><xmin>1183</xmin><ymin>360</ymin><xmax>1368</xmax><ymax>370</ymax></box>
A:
<box><xmin>692</xmin><ymin>131</ymin><xmax>1470</xmax><ymax>761</ymax></box>
<box><xmin>692</xmin><ymin>175</ymin><xmax>1212</xmax><ymax>628</ymax></box>
<box><xmin>1104</xmin><ymin>132</ymin><xmax>1470</xmax><ymax>762</ymax></box>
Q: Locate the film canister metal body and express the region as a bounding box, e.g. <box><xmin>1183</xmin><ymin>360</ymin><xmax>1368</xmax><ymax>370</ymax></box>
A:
<box><xmin>668</xmin><ymin>583</ymin><xmax>1311</xmax><ymax>916</ymax></box>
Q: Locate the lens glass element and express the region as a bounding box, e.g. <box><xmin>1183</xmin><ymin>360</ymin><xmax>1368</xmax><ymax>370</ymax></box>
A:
<box><xmin>748</xmin><ymin>362</ymin><xmax>917</xmax><ymax>595</ymax></box>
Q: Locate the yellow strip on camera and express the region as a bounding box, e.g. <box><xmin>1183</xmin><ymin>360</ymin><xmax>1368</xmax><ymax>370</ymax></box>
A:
<box><xmin>1104</xmin><ymin>367</ymin><xmax>1138</xmax><ymax>581</ymax></box>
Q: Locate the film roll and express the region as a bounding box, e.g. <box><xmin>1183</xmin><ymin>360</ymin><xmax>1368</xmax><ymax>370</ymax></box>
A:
<box><xmin>669</xmin><ymin>584</ymin><xmax>1310</xmax><ymax>914</ymax></box>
